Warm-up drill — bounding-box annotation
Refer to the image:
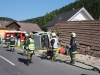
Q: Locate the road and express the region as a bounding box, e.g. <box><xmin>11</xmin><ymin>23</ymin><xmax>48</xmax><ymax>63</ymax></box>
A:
<box><xmin>0</xmin><ymin>46</ymin><xmax>99</xmax><ymax>75</ymax></box>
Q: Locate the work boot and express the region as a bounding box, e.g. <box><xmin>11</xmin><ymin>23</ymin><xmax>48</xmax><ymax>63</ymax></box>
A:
<box><xmin>26</xmin><ymin>59</ymin><xmax>29</xmax><ymax>66</ymax></box>
<box><xmin>23</xmin><ymin>51</ymin><xmax>26</xmax><ymax>56</ymax></box>
<box><xmin>53</xmin><ymin>56</ymin><xmax>56</xmax><ymax>61</ymax></box>
<box><xmin>48</xmin><ymin>56</ymin><xmax>52</xmax><ymax>60</ymax></box>
<box><xmin>29</xmin><ymin>59</ymin><xmax>33</xmax><ymax>63</ymax></box>
<box><xmin>70</xmin><ymin>61</ymin><xmax>75</xmax><ymax>65</ymax></box>
<box><xmin>33</xmin><ymin>52</ymin><xmax>35</xmax><ymax>55</ymax></box>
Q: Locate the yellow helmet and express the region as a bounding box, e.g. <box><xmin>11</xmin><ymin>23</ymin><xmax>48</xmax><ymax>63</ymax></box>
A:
<box><xmin>71</xmin><ymin>32</ymin><xmax>76</xmax><ymax>37</ymax></box>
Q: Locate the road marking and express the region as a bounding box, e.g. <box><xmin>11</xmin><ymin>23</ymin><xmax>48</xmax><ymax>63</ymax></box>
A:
<box><xmin>0</xmin><ymin>55</ymin><xmax>15</xmax><ymax>66</ymax></box>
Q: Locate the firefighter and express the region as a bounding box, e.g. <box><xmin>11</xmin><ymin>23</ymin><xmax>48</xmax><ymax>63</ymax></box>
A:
<box><xmin>50</xmin><ymin>33</ymin><xmax>58</xmax><ymax>61</ymax></box>
<box><xmin>69</xmin><ymin>32</ymin><xmax>77</xmax><ymax>64</ymax></box>
<box><xmin>23</xmin><ymin>34</ymin><xmax>29</xmax><ymax>56</ymax></box>
<box><xmin>26</xmin><ymin>33</ymin><xmax>35</xmax><ymax>66</ymax></box>
<box><xmin>10</xmin><ymin>35</ymin><xmax>15</xmax><ymax>52</ymax></box>
<box><xmin>5</xmin><ymin>34</ymin><xmax>10</xmax><ymax>48</ymax></box>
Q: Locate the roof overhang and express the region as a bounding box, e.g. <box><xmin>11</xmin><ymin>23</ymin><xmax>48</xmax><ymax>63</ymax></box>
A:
<box><xmin>6</xmin><ymin>21</ymin><xmax>21</xmax><ymax>28</ymax></box>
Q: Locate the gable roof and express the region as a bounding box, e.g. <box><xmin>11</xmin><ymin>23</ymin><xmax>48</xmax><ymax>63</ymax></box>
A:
<box><xmin>0</xmin><ymin>21</ymin><xmax>42</xmax><ymax>33</ymax></box>
<box><xmin>0</xmin><ymin>21</ymin><xmax>11</xmax><ymax>28</ymax></box>
<box><xmin>6</xmin><ymin>21</ymin><xmax>21</xmax><ymax>28</ymax></box>
<box><xmin>45</xmin><ymin>7</ymin><xmax>94</xmax><ymax>27</ymax></box>
<box><xmin>17</xmin><ymin>22</ymin><xmax>42</xmax><ymax>33</ymax></box>
<box><xmin>68</xmin><ymin>7</ymin><xmax>94</xmax><ymax>21</ymax></box>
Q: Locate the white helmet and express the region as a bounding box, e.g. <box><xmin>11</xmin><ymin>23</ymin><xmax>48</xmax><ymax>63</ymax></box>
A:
<box><xmin>25</xmin><ymin>33</ymin><xmax>28</xmax><ymax>36</ymax></box>
<box><xmin>11</xmin><ymin>35</ymin><xmax>13</xmax><ymax>37</ymax></box>
<box><xmin>7</xmin><ymin>34</ymin><xmax>9</xmax><ymax>37</ymax></box>
<box><xmin>71</xmin><ymin>32</ymin><xmax>76</xmax><ymax>37</ymax></box>
<box><xmin>29</xmin><ymin>32</ymin><xmax>33</xmax><ymax>36</ymax></box>
<box><xmin>52</xmin><ymin>33</ymin><xmax>56</xmax><ymax>36</ymax></box>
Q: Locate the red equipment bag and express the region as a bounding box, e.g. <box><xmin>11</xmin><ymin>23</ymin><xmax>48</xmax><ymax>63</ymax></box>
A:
<box><xmin>59</xmin><ymin>48</ymin><xmax>65</xmax><ymax>54</ymax></box>
<box><xmin>46</xmin><ymin>50</ymin><xmax>52</xmax><ymax>56</ymax></box>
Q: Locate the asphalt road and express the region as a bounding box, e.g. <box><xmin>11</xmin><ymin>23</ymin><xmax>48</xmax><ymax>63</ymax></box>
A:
<box><xmin>0</xmin><ymin>46</ymin><xmax>99</xmax><ymax>75</ymax></box>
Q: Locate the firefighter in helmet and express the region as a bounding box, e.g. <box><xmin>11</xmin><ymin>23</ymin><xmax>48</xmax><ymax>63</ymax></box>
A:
<box><xmin>26</xmin><ymin>32</ymin><xmax>35</xmax><ymax>66</ymax></box>
<box><xmin>5</xmin><ymin>34</ymin><xmax>10</xmax><ymax>48</ymax></box>
<box><xmin>23</xmin><ymin>33</ymin><xmax>29</xmax><ymax>56</ymax></box>
<box><xmin>50</xmin><ymin>33</ymin><xmax>58</xmax><ymax>61</ymax></box>
<box><xmin>10</xmin><ymin>35</ymin><xmax>15</xmax><ymax>52</ymax></box>
<box><xmin>69</xmin><ymin>32</ymin><xmax>77</xmax><ymax>64</ymax></box>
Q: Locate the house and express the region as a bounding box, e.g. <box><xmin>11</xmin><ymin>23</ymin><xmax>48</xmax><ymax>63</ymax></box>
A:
<box><xmin>45</xmin><ymin>7</ymin><xmax>94</xmax><ymax>32</ymax></box>
<box><xmin>0</xmin><ymin>21</ymin><xmax>42</xmax><ymax>37</ymax></box>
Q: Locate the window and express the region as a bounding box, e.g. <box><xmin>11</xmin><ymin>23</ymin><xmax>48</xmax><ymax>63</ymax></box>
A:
<box><xmin>59</xmin><ymin>17</ymin><xmax>62</xmax><ymax>20</ymax></box>
<box><xmin>13</xmin><ymin>28</ymin><xmax>17</xmax><ymax>31</ymax></box>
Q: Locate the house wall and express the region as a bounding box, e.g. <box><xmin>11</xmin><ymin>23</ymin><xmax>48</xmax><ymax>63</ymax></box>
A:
<box><xmin>71</xmin><ymin>10</ymin><xmax>91</xmax><ymax>21</ymax></box>
<box><xmin>0</xmin><ymin>23</ymin><xmax>20</xmax><ymax>37</ymax></box>
<box><xmin>0</xmin><ymin>28</ymin><xmax>7</xmax><ymax>37</ymax></box>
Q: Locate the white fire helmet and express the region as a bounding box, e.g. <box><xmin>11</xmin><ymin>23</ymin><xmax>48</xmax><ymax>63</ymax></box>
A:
<box><xmin>11</xmin><ymin>35</ymin><xmax>13</xmax><ymax>37</ymax></box>
<box><xmin>71</xmin><ymin>32</ymin><xmax>76</xmax><ymax>37</ymax></box>
<box><xmin>52</xmin><ymin>33</ymin><xmax>56</xmax><ymax>36</ymax></box>
<box><xmin>7</xmin><ymin>34</ymin><xmax>9</xmax><ymax>37</ymax></box>
<box><xmin>25</xmin><ymin>33</ymin><xmax>28</xmax><ymax>36</ymax></box>
<box><xmin>29</xmin><ymin>32</ymin><xmax>33</xmax><ymax>36</ymax></box>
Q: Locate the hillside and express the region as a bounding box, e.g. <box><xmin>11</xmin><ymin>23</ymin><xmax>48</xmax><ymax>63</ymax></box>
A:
<box><xmin>0</xmin><ymin>17</ymin><xmax>16</xmax><ymax>21</ymax></box>
<box><xmin>22</xmin><ymin>0</ymin><xmax>100</xmax><ymax>31</ymax></box>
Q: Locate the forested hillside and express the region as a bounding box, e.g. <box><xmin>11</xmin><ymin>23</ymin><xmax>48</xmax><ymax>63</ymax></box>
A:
<box><xmin>22</xmin><ymin>0</ymin><xmax>100</xmax><ymax>31</ymax></box>
<box><xmin>0</xmin><ymin>17</ymin><xmax>15</xmax><ymax>21</ymax></box>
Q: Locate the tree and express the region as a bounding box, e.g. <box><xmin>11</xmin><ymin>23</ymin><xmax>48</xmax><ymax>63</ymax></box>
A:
<box><xmin>0</xmin><ymin>17</ymin><xmax>16</xmax><ymax>21</ymax></box>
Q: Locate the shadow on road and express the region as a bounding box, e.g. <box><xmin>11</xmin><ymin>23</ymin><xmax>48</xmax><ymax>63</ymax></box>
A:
<box><xmin>18</xmin><ymin>52</ymin><xmax>24</xmax><ymax>56</ymax></box>
<box><xmin>37</xmin><ymin>55</ymin><xmax>48</xmax><ymax>60</ymax></box>
<box><xmin>37</xmin><ymin>55</ymin><xmax>93</xmax><ymax>70</ymax></box>
<box><xmin>18</xmin><ymin>58</ymin><xmax>26</xmax><ymax>65</ymax></box>
<box><xmin>6</xmin><ymin>49</ymin><xmax>12</xmax><ymax>52</ymax></box>
<box><xmin>3</xmin><ymin>46</ymin><xmax>8</xmax><ymax>48</ymax></box>
<box><xmin>64</xmin><ymin>61</ymin><xmax>92</xmax><ymax>70</ymax></box>
<box><xmin>37</xmin><ymin>55</ymin><xmax>100</xmax><ymax>73</ymax></box>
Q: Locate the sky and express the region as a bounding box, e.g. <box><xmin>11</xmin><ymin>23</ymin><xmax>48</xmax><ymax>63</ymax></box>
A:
<box><xmin>0</xmin><ymin>0</ymin><xmax>75</xmax><ymax>21</ymax></box>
